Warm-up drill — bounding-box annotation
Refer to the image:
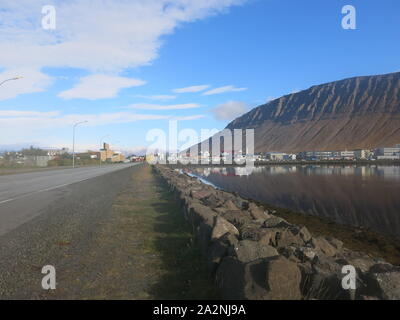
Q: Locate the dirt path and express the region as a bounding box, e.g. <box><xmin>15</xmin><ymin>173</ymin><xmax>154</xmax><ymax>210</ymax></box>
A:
<box><xmin>0</xmin><ymin>164</ymin><xmax>217</xmax><ymax>299</ymax></box>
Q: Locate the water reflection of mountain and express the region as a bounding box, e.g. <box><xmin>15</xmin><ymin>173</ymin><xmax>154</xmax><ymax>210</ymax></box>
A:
<box><xmin>192</xmin><ymin>165</ymin><xmax>400</xmax><ymax>239</ymax></box>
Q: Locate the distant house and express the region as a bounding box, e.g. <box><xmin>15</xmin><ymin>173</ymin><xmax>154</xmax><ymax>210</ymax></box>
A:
<box><xmin>266</xmin><ymin>152</ymin><xmax>287</xmax><ymax>161</ymax></box>
<box><xmin>339</xmin><ymin>151</ymin><xmax>355</xmax><ymax>160</ymax></box>
<box><xmin>297</xmin><ymin>151</ymin><xmax>332</xmax><ymax>161</ymax></box>
<box><xmin>374</xmin><ymin>146</ymin><xmax>400</xmax><ymax>160</ymax></box>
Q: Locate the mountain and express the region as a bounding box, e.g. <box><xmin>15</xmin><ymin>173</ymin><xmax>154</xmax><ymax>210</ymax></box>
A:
<box><xmin>226</xmin><ymin>71</ymin><xmax>400</xmax><ymax>153</ymax></box>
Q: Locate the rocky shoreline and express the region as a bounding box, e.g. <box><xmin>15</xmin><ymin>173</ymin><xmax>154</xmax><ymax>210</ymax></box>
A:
<box><xmin>153</xmin><ymin>165</ymin><xmax>400</xmax><ymax>300</ymax></box>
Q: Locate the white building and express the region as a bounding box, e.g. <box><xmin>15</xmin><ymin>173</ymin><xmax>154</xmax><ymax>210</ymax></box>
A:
<box><xmin>374</xmin><ymin>147</ymin><xmax>400</xmax><ymax>160</ymax></box>
<box><xmin>283</xmin><ymin>154</ymin><xmax>297</xmax><ymax>161</ymax></box>
<box><xmin>339</xmin><ymin>151</ymin><xmax>355</xmax><ymax>160</ymax></box>
<box><xmin>354</xmin><ymin>149</ymin><xmax>371</xmax><ymax>159</ymax></box>
<box><xmin>266</xmin><ymin>152</ymin><xmax>287</xmax><ymax>161</ymax></box>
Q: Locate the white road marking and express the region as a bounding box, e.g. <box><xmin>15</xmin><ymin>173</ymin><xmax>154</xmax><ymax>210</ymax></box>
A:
<box><xmin>0</xmin><ymin>164</ymin><xmax>138</xmax><ymax>206</ymax></box>
<box><xmin>0</xmin><ymin>176</ymin><xmax>109</xmax><ymax>206</ymax></box>
<box><xmin>0</xmin><ymin>198</ymin><xmax>14</xmax><ymax>205</ymax></box>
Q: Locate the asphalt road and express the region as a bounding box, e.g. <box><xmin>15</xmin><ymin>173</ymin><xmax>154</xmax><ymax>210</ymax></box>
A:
<box><xmin>0</xmin><ymin>163</ymin><xmax>142</xmax><ymax>298</ymax></box>
<box><xmin>0</xmin><ymin>163</ymin><xmax>138</xmax><ymax>236</ymax></box>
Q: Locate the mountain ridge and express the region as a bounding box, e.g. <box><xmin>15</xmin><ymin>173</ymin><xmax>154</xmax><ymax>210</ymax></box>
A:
<box><xmin>225</xmin><ymin>71</ymin><xmax>400</xmax><ymax>152</ymax></box>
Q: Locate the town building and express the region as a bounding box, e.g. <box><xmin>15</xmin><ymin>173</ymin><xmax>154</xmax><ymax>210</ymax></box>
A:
<box><xmin>266</xmin><ymin>152</ymin><xmax>287</xmax><ymax>161</ymax></box>
<box><xmin>99</xmin><ymin>143</ymin><xmax>125</xmax><ymax>163</ymax></box>
<box><xmin>43</xmin><ymin>148</ymin><xmax>69</xmax><ymax>156</ymax></box>
<box><xmin>354</xmin><ymin>149</ymin><xmax>372</xmax><ymax>159</ymax></box>
<box><xmin>283</xmin><ymin>154</ymin><xmax>297</xmax><ymax>161</ymax></box>
<box><xmin>374</xmin><ymin>146</ymin><xmax>400</xmax><ymax>160</ymax></box>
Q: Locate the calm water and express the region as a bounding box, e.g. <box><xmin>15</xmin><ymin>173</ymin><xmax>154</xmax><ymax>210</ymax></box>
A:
<box><xmin>184</xmin><ymin>165</ymin><xmax>400</xmax><ymax>239</ymax></box>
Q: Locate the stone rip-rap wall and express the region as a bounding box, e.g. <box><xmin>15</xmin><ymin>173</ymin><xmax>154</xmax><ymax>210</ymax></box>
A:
<box><xmin>153</xmin><ymin>165</ymin><xmax>400</xmax><ymax>300</ymax></box>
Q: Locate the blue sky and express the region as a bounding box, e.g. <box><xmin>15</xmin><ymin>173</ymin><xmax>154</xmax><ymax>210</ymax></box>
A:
<box><xmin>0</xmin><ymin>0</ymin><xmax>399</xmax><ymax>153</ymax></box>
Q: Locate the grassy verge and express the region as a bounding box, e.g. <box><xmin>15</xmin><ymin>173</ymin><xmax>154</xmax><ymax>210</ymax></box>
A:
<box><xmin>147</xmin><ymin>172</ymin><xmax>220</xmax><ymax>299</ymax></box>
<box><xmin>108</xmin><ymin>164</ymin><xmax>219</xmax><ymax>299</ymax></box>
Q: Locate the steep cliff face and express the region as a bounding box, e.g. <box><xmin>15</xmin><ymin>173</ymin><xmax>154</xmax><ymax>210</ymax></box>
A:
<box><xmin>226</xmin><ymin>72</ymin><xmax>400</xmax><ymax>152</ymax></box>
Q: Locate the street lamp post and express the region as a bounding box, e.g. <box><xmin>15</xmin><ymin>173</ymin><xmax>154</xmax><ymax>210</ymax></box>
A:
<box><xmin>0</xmin><ymin>76</ymin><xmax>23</xmax><ymax>87</ymax></box>
<box><xmin>72</xmin><ymin>121</ymin><xmax>88</xmax><ymax>168</ymax></box>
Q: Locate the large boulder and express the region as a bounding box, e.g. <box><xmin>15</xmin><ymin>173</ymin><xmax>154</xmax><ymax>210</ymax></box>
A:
<box><xmin>208</xmin><ymin>233</ymin><xmax>239</xmax><ymax>272</ymax></box>
<box><xmin>211</xmin><ymin>216</ymin><xmax>239</xmax><ymax>241</ymax></box>
<box><xmin>196</xmin><ymin>222</ymin><xmax>213</xmax><ymax>256</ymax></box>
<box><xmin>215</xmin><ymin>257</ymin><xmax>247</xmax><ymax>299</ymax></box>
<box><xmin>274</xmin><ymin>229</ymin><xmax>306</xmax><ymax>248</ymax></box>
<box><xmin>203</xmin><ymin>193</ymin><xmax>224</xmax><ymax>208</ymax></box>
<box><xmin>298</xmin><ymin>226</ymin><xmax>312</xmax><ymax>243</ymax></box>
<box><xmin>190</xmin><ymin>189</ymin><xmax>214</xmax><ymax>201</ymax></box>
<box><xmin>188</xmin><ymin>202</ymin><xmax>217</xmax><ymax>226</ymax></box>
<box><xmin>263</xmin><ymin>256</ymin><xmax>302</xmax><ymax>300</ymax></box>
<box><xmin>216</xmin><ymin>256</ymin><xmax>302</xmax><ymax>300</ymax></box>
<box><xmin>223</xmin><ymin>199</ymin><xmax>240</xmax><ymax>211</ymax></box>
<box><xmin>262</xmin><ymin>216</ymin><xmax>291</xmax><ymax>229</ymax></box>
<box><xmin>230</xmin><ymin>196</ymin><xmax>250</xmax><ymax>210</ymax></box>
<box><xmin>365</xmin><ymin>264</ymin><xmax>400</xmax><ymax>300</ymax></box>
<box><xmin>219</xmin><ymin>210</ymin><xmax>253</xmax><ymax>229</ymax></box>
<box><xmin>233</xmin><ymin>240</ymin><xmax>279</xmax><ymax>263</ymax></box>
<box><xmin>326</xmin><ymin>237</ymin><xmax>344</xmax><ymax>251</ymax></box>
<box><xmin>240</xmin><ymin>223</ymin><xmax>280</xmax><ymax>244</ymax></box>
<box><xmin>305</xmin><ymin>255</ymin><xmax>355</xmax><ymax>300</ymax></box>
<box><xmin>311</xmin><ymin>237</ymin><xmax>339</xmax><ymax>257</ymax></box>
<box><xmin>248</xmin><ymin>202</ymin><xmax>271</xmax><ymax>221</ymax></box>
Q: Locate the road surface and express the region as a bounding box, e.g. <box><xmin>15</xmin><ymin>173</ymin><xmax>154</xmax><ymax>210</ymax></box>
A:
<box><xmin>0</xmin><ymin>163</ymin><xmax>216</xmax><ymax>299</ymax></box>
<box><xmin>0</xmin><ymin>163</ymin><xmax>137</xmax><ymax>236</ymax></box>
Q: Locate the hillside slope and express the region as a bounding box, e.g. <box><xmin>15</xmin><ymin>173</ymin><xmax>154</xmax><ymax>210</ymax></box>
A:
<box><xmin>226</xmin><ymin>72</ymin><xmax>400</xmax><ymax>152</ymax></box>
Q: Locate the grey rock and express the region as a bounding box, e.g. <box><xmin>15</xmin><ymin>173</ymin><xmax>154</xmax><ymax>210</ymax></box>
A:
<box><xmin>189</xmin><ymin>202</ymin><xmax>217</xmax><ymax>226</ymax></box>
<box><xmin>248</xmin><ymin>202</ymin><xmax>270</xmax><ymax>221</ymax></box>
<box><xmin>366</xmin><ymin>264</ymin><xmax>400</xmax><ymax>300</ymax></box>
<box><xmin>216</xmin><ymin>256</ymin><xmax>302</xmax><ymax>300</ymax></box>
<box><xmin>220</xmin><ymin>210</ymin><xmax>252</xmax><ymax>228</ymax></box>
<box><xmin>211</xmin><ymin>216</ymin><xmax>239</xmax><ymax>241</ymax></box>
<box><xmin>190</xmin><ymin>189</ymin><xmax>213</xmax><ymax>200</ymax></box>
<box><xmin>274</xmin><ymin>229</ymin><xmax>305</xmax><ymax>248</ymax></box>
<box><xmin>264</xmin><ymin>256</ymin><xmax>302</xmax><ymax>300</ymax></box>
<box><xmin>311</xmin><ymin>237</ymin><xmax>338</xmax><ymax>257</ymax></box>
<box><xmin>234</xmin><ymin>240</ymin><xmax>279</xmax><ymax>263</ymax></box>
<box><xmin>262</xmin><ymin>216</ymin><xmax>291</xmax><ymax>228</ymax></box>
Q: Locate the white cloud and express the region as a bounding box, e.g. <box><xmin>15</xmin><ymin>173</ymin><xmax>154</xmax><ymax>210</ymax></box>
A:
<box><xmin>0</xmin><ymin>0</ymin><xmax>245</xmax><ymax>99</ymax></box>
<box><xmin>173</xmin><ymin>115</ymin><xmax>206</xmax><ymax>121</ymax></box>
<box><xmin>203</xmin><ymin>85</ymin><xmax>247</xmax><ymax>96</ymax></box>
<box><xmin>135</xmin><ymin>94</ymin><xmax>176</xmax><ymax>101</ymax></box>
<box><xmin>58</xmin><ymin>74</ymin><xmax>146</xmax><ymax>100</ymax></box>
<box><xmin>0</xmin><ymin>68</ymin><xmax>52</xmax><ymax>101</ymax></box>
<box><xmin>0</xmin><ymin>1</ymin><xmax>244</xmax><ymax>73</ymax></box>
<box><xmin>127</xmin><ymin>103</ymin><xmax>201</xmax><ymax>110</ymax></box>
<box><xmin>0</xmin><ymin>110</ymin><xmax>59</xmax><ymax>117</ymax></box>
<box><xmin>211</xmin><ymin>101</ymin><xmax>248</xmax><ymax>121</ymax></box>
<box><xmin>0</xmin><ymin>111</ymin><xmax>168</xmax><ymax>130</ymax></box>
<box><xmin>173</xmin><ymin>85</ymin><xmax>211</xmax><ymax>93</ymax></box>
<box><xmin>0</xmin><ymin>109</ymin><xmax>206</xmax><ymax>144</ymax></box>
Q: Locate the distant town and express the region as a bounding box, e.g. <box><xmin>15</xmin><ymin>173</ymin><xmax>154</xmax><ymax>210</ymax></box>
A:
<box><xmin>156</xmin><ymin>143</ymin><xmax>400</xmax><ymax>164</ymax></box>
<box><xmin>0</xmin><ymin>142</ymin><xmax>145</xmax><ymax>168</ymax></box>
<box><xmin>1</xmin><ymin>142</ymin><xmax>400</xmax><ymax>168</ymax></box>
